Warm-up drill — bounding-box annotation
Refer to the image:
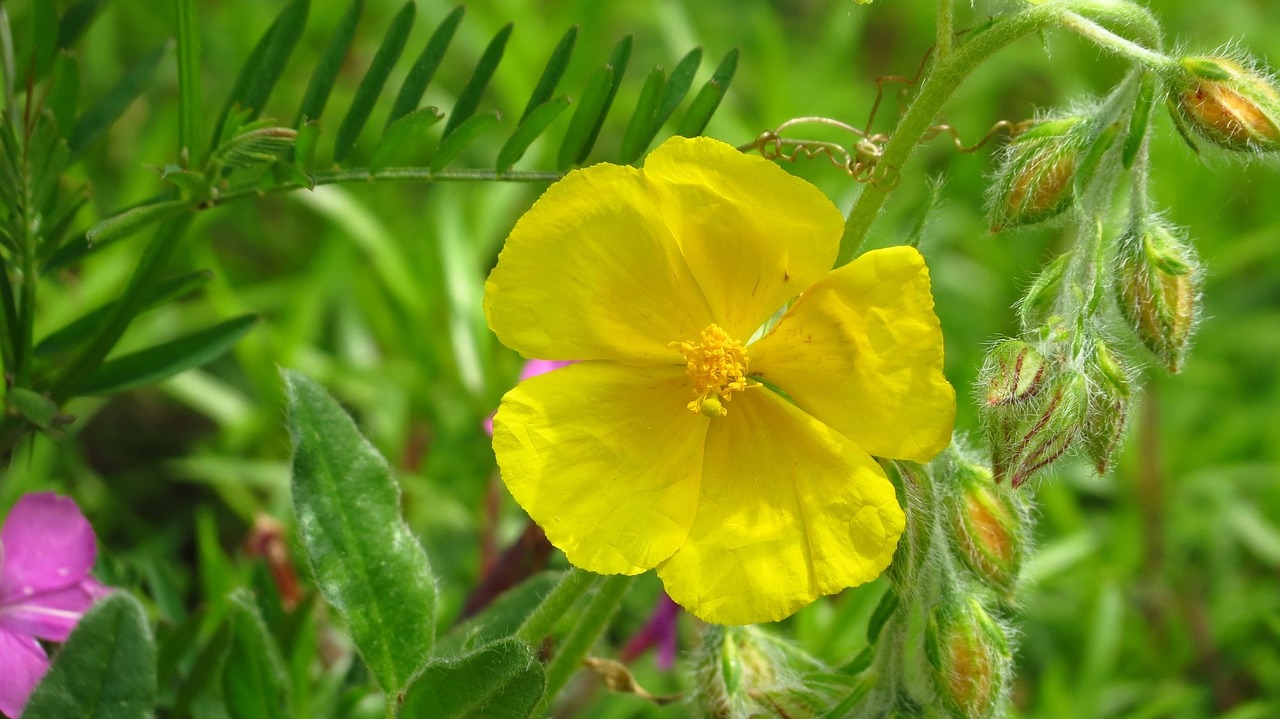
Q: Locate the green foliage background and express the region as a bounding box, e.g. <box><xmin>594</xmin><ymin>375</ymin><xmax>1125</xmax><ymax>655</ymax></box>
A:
<box><xmin>3</xmin><ymin>0</ymin><xmax>1278</xmax><ymax>717</ymax></box>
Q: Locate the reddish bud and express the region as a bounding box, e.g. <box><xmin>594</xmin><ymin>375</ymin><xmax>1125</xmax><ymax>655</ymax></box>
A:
<box><xmin>990</xmin><ymin>117</ymin><xmax>1088</xmax><ymax>231</ymax></box>
<box><xmin>926</xmin><ymin>597</ymin><xmax>1011</xmax><ymax>719</ymax></box>
<box><xmin>951</xmin><ymin>461</ymin><xmax>1026</xmax><ymax>595</ymax></box>
<box><xmin>1169</xmin><ymin>57</ymin><xmax>1280</xmax><ymax>152</ymax></box>
<box><xmin>1116</xmin><ymin>220</ymin><xmax>1201</xmax><ymax>373</ymax></box>
<box><xmin>981</xmin><ymin>340</ymin><xmax>1048</xmax><ymax>407</ymax></box>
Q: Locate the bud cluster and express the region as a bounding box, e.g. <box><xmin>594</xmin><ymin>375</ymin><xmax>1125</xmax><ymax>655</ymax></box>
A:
<box><xmin>691</xmin><ymin>626</ymin><xmax>844</xmax><ymax>719</ymax></box>
<box><xmin>1166</xmin><ymin>55</ymin><xmax>1280</xmax><ymax>153</ymax></box>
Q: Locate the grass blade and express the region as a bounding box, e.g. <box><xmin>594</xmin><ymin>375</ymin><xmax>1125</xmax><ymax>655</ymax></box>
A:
<box><xmin>443</xmin><ymin>23</ymin><xmax>512</xmax><ymax>138</ymax></box>
<box><xmin>430</xmin><ymin>111</ymin><xmax>499</xmax><ymax>171</ymax></box>
<box><xmin>223</xmin><ymin>591</ymin><xmax>291</xmax><ymax>719</ymax></box>
<box><xmin>176</xmin><ymin>0</ymin><xmax>201</xmax><ymax>163</ymax></box>
<box><xmin>372</xmin><ymin>106</ymin><xmax>445</xmax><ymax>171</ymax></box>
<box><xmin>68</xmin><ymin>43</ymin><xmax>166</xmax><ymax>161</ymax></box>
<box><xmin>80</xmin><ymin>314</ymin><xmax>258</xmax><ymax>395</ymax></box>
<box><xmin>675</xmin><ymin>46</ymin><xmax>738</xmax><ymax>137</ymax></box>
<box><xmin>31</xmin><ymin>0</ymin><xmax>57</xmax><ymax>81</ymax></box>
<box><xmin>35</xmin><ymin>269</ymin><xmax>213</xmax><ymax>358</ymax></box>
<box><xmin>56</xmin><ymin>0</ymin><xmax>102</xmax><ymax>50</ymax></box>
<box><xmin>386</xmin><ymin>5</ymin><xmax>464</xmax><ymax>129</ymax></box>
<box><xmin>211</xmin><ymin>0</ymin><xmax>309</xmax><ymax>152</ymax></box>
<box><xmin>497</xmin><ymin>96</ymin><xmax>569</xmax><ymax>171</ymax></box>
<box><xmin>295</xmin><ymin>0</ymin><xmax>364</xmax><ymax>126</ymax></box>
<box><xmin>334</xmin><ymin>0</ymin><xmax>416</xmax><ymax>163</ymax></box>
<box><xmin>617</xmin><ymin>65</ymin><xmax>665</xmax><ymax>164</ymax></box>
<box><xmin>519</xmin><ymin>25</ymin><xmax>577</xmax><ymax>124</ymax></box>
<box><xmin>654</xmin><ymin>47</ymin><xmax>701</xmax><ymax>129</ymax></box>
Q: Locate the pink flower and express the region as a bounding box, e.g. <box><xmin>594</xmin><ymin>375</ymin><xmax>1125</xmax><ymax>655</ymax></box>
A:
<box><xmin>0</xmin><ymin>493</ymin><xmax>109</xmax><ymax>718</ymax></box>
<box><xmin>485</xmin><ymin>360</ymin><xmax>574</xmax><ymax>435</ymax></box>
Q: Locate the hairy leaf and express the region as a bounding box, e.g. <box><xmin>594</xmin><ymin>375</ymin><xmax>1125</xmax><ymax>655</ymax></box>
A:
<box><xmin>223</xmin><ymin>591</ymin><xmax>291</xmax><ymax>719</ymax></box>
<box><xmin>284</xmin><ymin>371</ymin><xmax>437</xmax><ymax>696</ymax></box>
<box><xmin>400</xmin><ymin>639</ymin><xmax>545</xmax><ymax>719</ymax></box>
<box><xmin>23</xmin><ymin>593</ymin><xmax>156</xmax><ymax>719</ymax></box>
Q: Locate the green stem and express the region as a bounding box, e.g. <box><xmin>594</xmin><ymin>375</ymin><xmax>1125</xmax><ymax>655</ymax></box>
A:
<box><xmin>836</xmin><ymin>0</ymin><xmax>1170</xmax><ymax>266</ymax></box>
<box><xmin>1060</xmin><ymin>13</ymin><xmax>1173</xmax><ymax>69</ymax></box>
<box><xmin>540</xmin><ymin>574</ymin><xmax>635</xmax><ymax>709</ymax></box>
<box><xmin>49</xmin><ymin>214</ymin><xmax>194</xmax><ymax>403</ymax></box>
<box><xmin>210</xmin><ymin>166</ymin><xmax>562</xmax><ymax>207</ymax></box>
<box><xmin>176</xmin><ymin>0</ymin><xmax>202</xmax><ymax>167</ymax></box>
<box><xmin>936</xmin><ymin>0</ymin><xmax>954</xmax><ymax>62</ymax></box>
<box><xmin>515</xmin><ymin>567</ymin><xmax>598</xmax><ymax>646</ymax></box>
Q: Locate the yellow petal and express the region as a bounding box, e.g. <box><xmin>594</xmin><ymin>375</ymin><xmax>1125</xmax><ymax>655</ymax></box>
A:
<box><xmin>656</xmin><ymin>388</ymin><xmax>903</xmax><ymax>625</ymax></box>
<box><xmin>493</xmin><ymin>362</ymin><xmax>708</xmax><ymax>574</ymax></box>
<box><xmin>644</xmin><ymin>137</ymin><xmax>844</xmax><ymax>341</ymax></box>
<box><xmin>484</xmin><ymin>162</ymin><xmax>713</xmax><ymax>363</ymax></box>
<box><xmin>751</xmin><ymin>246</ymin><xmax>955</xmax><ymax>463</ymax></box>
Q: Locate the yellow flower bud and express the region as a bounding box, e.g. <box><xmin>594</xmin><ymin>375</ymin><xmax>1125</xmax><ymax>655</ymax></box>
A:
<box><xmin>1169</xmin><ymin>57</ymin><xmax>1280</xmax><ymax>152</ymax></box>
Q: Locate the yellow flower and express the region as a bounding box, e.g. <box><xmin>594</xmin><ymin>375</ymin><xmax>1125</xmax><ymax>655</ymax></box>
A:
<box><xmin>485</xmin><ymin>137</ymin><xmax>954</xmax><ymax>625</ymax></box>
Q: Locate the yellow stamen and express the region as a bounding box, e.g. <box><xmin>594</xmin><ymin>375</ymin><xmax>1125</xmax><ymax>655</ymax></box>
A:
<box><xmin>675</xmin><ymin>324</ymin><xmax>754</xmax><ymax>416</ymax></box>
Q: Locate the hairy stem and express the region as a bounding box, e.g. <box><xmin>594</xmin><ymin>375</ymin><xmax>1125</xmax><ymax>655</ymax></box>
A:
<box><xmin>837</xmin><ymin>0</ymin><xmax>1170</xmax><ymax>265</ymax></box>
<box><xmin>936</xmin><ymin>0</ymin><xmax>954</xmax><ymax>62</ymax></box>
<box><xmin>515</xmin><ymin>567</ymin><xmax>599</xmax><ymax>646</ymax></box>
<box><xmin>540</xmin><ymin>574</ymin><xmax>635</xmax><ymax>709</ymax></box>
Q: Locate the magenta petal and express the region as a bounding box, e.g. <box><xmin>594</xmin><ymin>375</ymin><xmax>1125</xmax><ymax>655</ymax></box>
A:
<box><xmin>0</xmin><ymin>628</ymin><xmax>49</xmax><ymax>718</ymax></box>
<box><xmin>0</xmin><ymin>581</ymin><xmax>101</xmax><ymax>642</ymax></box>
<box><xmin>0</xmin><ymin>493</ymin><xmax>96</xmax><ymax>602</ymax></box>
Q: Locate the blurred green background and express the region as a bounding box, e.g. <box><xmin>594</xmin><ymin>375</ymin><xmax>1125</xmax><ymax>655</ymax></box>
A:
<box><xmin>4</xmin><ymin>0</ymin><xmax>1279</xmax><ymax>716</ymax></box>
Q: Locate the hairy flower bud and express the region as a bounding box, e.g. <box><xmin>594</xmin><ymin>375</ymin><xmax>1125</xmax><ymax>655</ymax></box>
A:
<box><xmin>926</xmin><ymin>597</ymin><xmax>1011</xmax><ymax>719</ymax></box>
<box><xmin>989</xmin><ymin>116</ymin><xmax>1088</xmax><ymax>231</ymax></box>
<box><xmin>981</xmin><ymin>340</ymin><xmax>1048</xmax><ymax>407</ymax></box>
<box><xmin>1018</xmin><ymin>254</ymin><xmax>1070</xmax><ymax>331</ymax></box>
<box><xmin>1168</xmin><ymin>56</ymin><xmax>1280</xmax><ymax>152</ymax></box>
<box><xmin>1083</xmin><ymin>342</ymin><xmax>1133</xmax><ymax>475</ymax></box>
<box><xmin>1115</xmin><ymin>220</ymin><xmax>1201</xmax><ymax>373</ymax></box>
<box><xmin>693</xmin><ymin>626</ymin><xmax>841</xmax><ymax>719</ymax></box>
<box><xmin>984</xmin><ymin>364</ymin><xmax>1088</xmax><ymax>487</ymax></box>
<box><xmin>950</xmin><ymin>460</ymin><xmax>1026</xmax><ymax>596</ymax></box>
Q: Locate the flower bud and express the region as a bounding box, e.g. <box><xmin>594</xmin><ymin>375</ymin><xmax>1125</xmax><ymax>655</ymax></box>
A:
<box><xmin>989</xmin><ymin>116</ymin><xmax>1088</xmax><ymax>231</ymax></box>
<box><xmin>926</xmin><ymin>597</ymin><xmax>1011</xmax><ymax>719</ymax></box>
<box><xmin>1018</xmin><ymin>253</ymin><xmax>1070</xmax><ymax>331</ymax></box>
<box><xmin>980</xmin><ymin>340</ymin><xmax>1048</xmax><ymax>407</ymax></box>
<box><xmin>984</xmin><ymin>364</ymin><xmax>1089</xmax><ymax>488</ymax></box>
<box><xmin>693</xmin><ymin>626</ymin><xmax>841</xmax><ymax>719</ymax></box>
<box><xmin>1115</xmin><ymin>220</ymin><xmax>1201</xmax><ymax>373</ymax></box>
<box><xmin>950</xmin><ymin>460</ymin><xmax>1026</xmax><ymax>596</ymax></box>
<box><xmin>1168</xmin><ymin>56</ymin><xmax>1280</xmax><ymax>152</ymax></box>
<box><xmin>1082</xmin><ymin>342</ymin><xmax>1132</xmax><ymax>475</ymax></box>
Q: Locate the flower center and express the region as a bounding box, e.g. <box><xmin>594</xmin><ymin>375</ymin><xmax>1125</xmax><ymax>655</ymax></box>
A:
<box><xmin>676</xmin><ymin>323</ymin><xmax>754</xmax><ymax>417</ymax></box>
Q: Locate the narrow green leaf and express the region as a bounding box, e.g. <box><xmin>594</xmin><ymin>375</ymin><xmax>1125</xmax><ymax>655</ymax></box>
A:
<box><xmin>47</xmin><ymin>51</ymin><xmax>80</xmax><ymax>135</ymax></box>
<box><xmin>84</xmin><ymin>199</ymin><xmax>190</xmax><ymax>248</ymax></box>
<box><xmin>211</xmin><ymin>0</ymin><xmax>309</xmax><ymax>150</ymax></box>
<box><xmin>38</xmin><ymin>185</ymin><xmax>91</xmax><ymax>264</ymax></box>
<box><xmin>68</xmin><ymin>43</ymin><xmax>166</xmax><ymax>161</ymax></box>
<box><xmin>57</xmin><ymin>0</ymin><xmax>103</xmax><ymax>49</ymax></box>
<box><xmin>1123</xmin><ymin>72</ymin><xmax>1155</xmax><ymax>169</ymax></box>
<box><xmin>295</xmin><ymin>0</ymin><xmax>364</xmax><ymax>126</ymax></box>
<box><xmin>557</xmin><ymin>65</ymin><xmax>613</xmax><ymax>170</ymax></box>
<box><xmin>386</xmin><ymin>5</ymin><xmax>464</xmax><ymax>129</ymax></box>
<box><xmin>31</xmin><ymin>0</ymin><xmax>58</xmax><ymax>81</ymax></box>
<box><xmin>334</xmin><ymin>0</ymin><xmax>415</xmax><ymax>163</ymax></box>
<box><xmin>173</xmin><ymin>618</ymin><xmax>233</xmax><ymax>718</ymax></box>
<box><xmin>443</xmin><ymin>23</ymin><xmax>512</xmax><ymax>138</ymax></box>
<box><xmin>617</xmin><ymin>65</ymin><xmax>665</xmax><ymax>164</ymax></box>
<box><xmin>518</xmin><ymin>26</ymin><xmax>576</xmax><ymax>124</ymax></box>
<box><xmin>372</xmin><ymin>106</ymin><xmax>445</xmax><ymax>172</ymax></box>
<box><xmin>5</xmin><ymin>387</ymin><xmax>59</xmax><ymax>430</ymax></box>
<box><xmin>223</xmin><ymin>591</ymin><xmax>291</xmax><ymax>719</ymax></box>
<box><xmin>80</xmin><ymin>314</ymin><xmax>258</xmax><ymax>395</ymax></box>
<box><xmin>654</xmin><ymin>47</ymin><xmax>701</xmax><ymax>129</ymax></box>
<box><xmin>675</xmin><ymin>46</ymin><xmax>739</xmax><ymax>137</ymax></box>
<box><xmin>157</xmin><ymin>608</ymin><xmax>207</xmax><ymax>690</ymax></box>
<box><xmin>575</xmin><ymin>34</ymin><xmax>631</xmax><ymax>164</ymax></box>
<box><xmin>497</xmin><ymin>97</ymin><xmax>569</xmax><ymax>171</ymax></box>
<box><xmin>176</xmin><ymin>0</ymin><xmax>202</xmax><ymax>163</ymax></box>
<box><xmin>295</xmin><ymin>119</ymin><xmax>321</xmax><ymax>173</ymax></box>
<box><xmin>284</xmin><ymin>371</ymin><xmax>437</xmax><ymax>696</ymax></box>
<box><xmin>400</xmin><ymin>639</ymin><xmax>545</xmax><ymax>719</ymax></box>
<box><xmin>430</xmin><ymin>111</ymin><xmax>499</xmax><ymax>171</ymax></box>
<box><xmin>866</xmin><ymin>588</ymin><xmax>899</xmax><ymax>644</ymax></box>
<box><xmin>24</xmin><ymin>593</ymin><xmax>157</xmax><ymax>719</ymax></box>
<box><xmin>35</xmin><ymin>269</ymin><xmax>213</xmax><ymax>358</ymax></box>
